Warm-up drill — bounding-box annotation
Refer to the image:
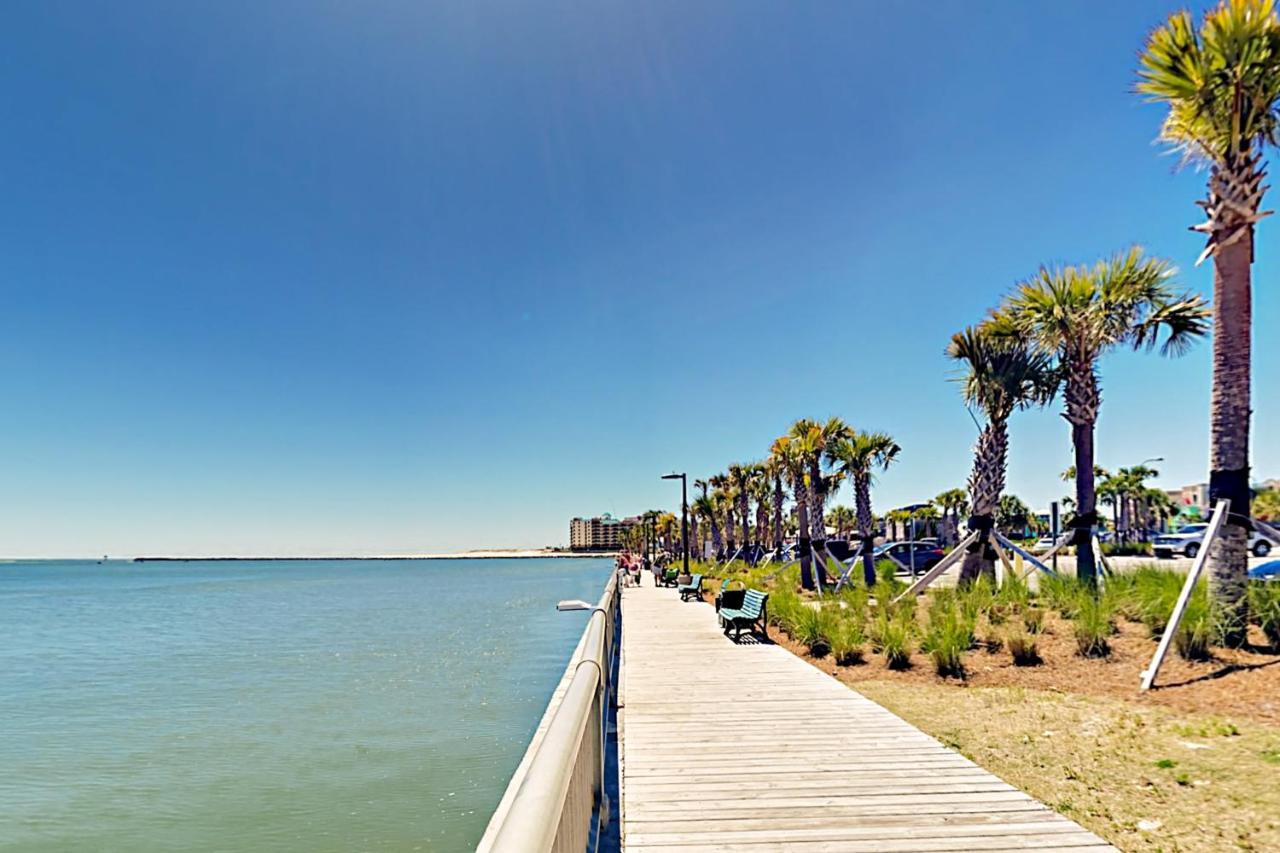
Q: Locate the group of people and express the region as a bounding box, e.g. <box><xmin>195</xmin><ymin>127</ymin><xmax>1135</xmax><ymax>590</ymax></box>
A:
<box><xmin>615</xmin><ymin>548</ymin><xmax>671</xmax><ymax>587</ymax></box>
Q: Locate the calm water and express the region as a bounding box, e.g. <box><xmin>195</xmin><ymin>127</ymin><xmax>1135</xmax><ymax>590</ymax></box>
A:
<box><xmin>0</xmin><ymin>557</ymin><xmax>612</xmax><ymax>852</ymax></box>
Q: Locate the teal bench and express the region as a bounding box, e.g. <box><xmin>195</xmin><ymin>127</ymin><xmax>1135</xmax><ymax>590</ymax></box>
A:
<box><xmin>719</xmin><ymin>589</ymin><xmax>768</xmax><ymax>640</ymax></box>
<box><xmin>677</xmin><ymin>573</ymin><xmax>703</xmax><ymax>602</ymax></box>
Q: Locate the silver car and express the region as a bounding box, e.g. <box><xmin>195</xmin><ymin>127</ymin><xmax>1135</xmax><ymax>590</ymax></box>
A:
<box><xmin>1153</xmin><ymin>523</ymin><xmax>1273</xmax><ymax>559</ymax></box>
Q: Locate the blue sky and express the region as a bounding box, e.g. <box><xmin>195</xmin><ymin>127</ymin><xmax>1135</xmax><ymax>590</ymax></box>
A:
<box><xmin>1</xmin><ymin>1</ymin><xmax>1275</xmax><ymax>557</ymax></box>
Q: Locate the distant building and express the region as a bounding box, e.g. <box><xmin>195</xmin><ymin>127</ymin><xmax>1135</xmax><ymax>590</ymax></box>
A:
<box><xmin>569</xmin><ymin>513</ymin><xmax>636</xmax><ymax>551</ymax></box>
<box><xmin>1166</xmin><ymin>483</ymin><xmax>1209</xmax><ymax>514</ymax></box>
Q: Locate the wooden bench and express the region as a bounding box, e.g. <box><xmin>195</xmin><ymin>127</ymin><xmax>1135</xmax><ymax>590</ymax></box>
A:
<box><xmin>718</xmin><ymin>589</ymin><xmax>768</xmax><ymax>640</ymax></box>
<box><xmin>677</xmin><ymin>573</ymin><xmax>703</xmax><ymax>602</ymax></box>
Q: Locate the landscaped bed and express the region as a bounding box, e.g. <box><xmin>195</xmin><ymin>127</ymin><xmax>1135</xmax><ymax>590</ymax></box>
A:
<box><xmin>690</xmin><ymin>560</ymin><xmax>1280</xmax><ymax>851</ymax></box>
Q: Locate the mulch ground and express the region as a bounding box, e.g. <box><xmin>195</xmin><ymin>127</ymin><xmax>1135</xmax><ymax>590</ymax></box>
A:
<box><xmin>699</xmin><ymin>589</ymin><xmax>1280</xmax><ymax>724</ymax></box>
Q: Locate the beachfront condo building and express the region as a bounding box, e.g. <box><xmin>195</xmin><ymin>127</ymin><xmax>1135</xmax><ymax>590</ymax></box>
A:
<box><xmin>569</xmin><ymin>514</ymin><xmax>635</xmax><ymax>551</ymax></box>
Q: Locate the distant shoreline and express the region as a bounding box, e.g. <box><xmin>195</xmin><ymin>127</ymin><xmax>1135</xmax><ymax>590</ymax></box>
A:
<box><xmin>131</xmin><ymin>550</ymin><xmax>615</xmax><ymax>563</ymax></box>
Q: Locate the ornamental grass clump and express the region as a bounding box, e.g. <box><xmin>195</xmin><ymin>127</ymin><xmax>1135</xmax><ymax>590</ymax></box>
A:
<box><xmin>1174</xmin><ymin>585</ymin><xmax>1214</xmax><ymax>662</ymax></box>
<box><xmin>959</xmin><ymin>575</ymin><xmax>996</xmax><ymax>625</ymax></box>
<box><xmin>1133</xmin><ymin>565</ymin><xmax>1184</xmax><ymax>637</ymax></box>
<box><xmin>791</xmin><ymin>604</ymin><xmax>832</xmax><ymax>656</ymax></box>
<box><xmin>921</xmin><ymin>602</ymin><xmax>973</xmax><ymax>679</ymax></box>
<box><xmin>1041</xmin><ymin>573</ymin><xmax>1086</xmax><ymax>617</ymax></box>
<box><xmin>1021</xmin><ymin>606</ymin><xmax>1046</xmax><ymax>634</ymax></box>
<box><xmin>829</xmin><ymin>612</ymin><xmax>867</xmax><ymax>666</ymax></box>
<box><xmin>872</xmin><ymin>608</ymin><xmax>913</xmax><ymax>670</ymax></box>
<box><xmin>1248</xmin><ymin>581</ymin><xmax>1280</xmax><ymax>650</ymax></box>
<box><xmin>1005</xmin><ymin>626</ymin><xmax>1042</xmax><ymax>666</ymax></box>
<box><xmin>1073</xmin><ymin>589</ymin><xmax>1114</xmax><ymax>658</ymax></box>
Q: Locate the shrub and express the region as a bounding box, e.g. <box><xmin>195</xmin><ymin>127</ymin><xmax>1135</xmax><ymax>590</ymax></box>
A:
<box><xmin>1073</xmin><ymin>590</ymin><xmax>1113</xmax><ymax>658</ymax></box>
<box><xmin>1006</xmin><ymin>627</ymin><xmax>1042</xmax><ymax>666</ymax></box>
<box><xmin>1248</xmin><ymin>581</ymin><xmax>1280</xmax><ymax>649</ymax></box>
<box><xmin>829</xmin><ymin>613</ymin><xmax>867</xmax><ymax>666</ymax></box>
<box><xmin>873</xmin><ymin>608</ymin><xmax>913</xmax><ymax>670</ymax></box>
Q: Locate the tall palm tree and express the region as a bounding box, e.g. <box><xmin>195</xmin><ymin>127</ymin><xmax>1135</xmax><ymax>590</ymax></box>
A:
<box><xmin>827</xmin><ymin>505</ymin><xmax>857</xmax><ymax>539</ymax></box>
<box><xmin>761</xmin><ymin>453</ymin><xmax>787</xmax><ymax>557</ymax></box>
<box><xmin>828</xmin><ymin>431</ymin><xmax>901</xmax><ymax>586</ymax></box>
<box><xmin>708</xmin><ymin>473</ymin><xmax>733</xmax><ymax>557</ymax></box>
<box><xmin>947</xmin><ymin>324</ymin><xmax>1058</xmax><ymax>583</ymax></box>
<box><xmin>751</xmin><ymin>473</ymin><xmax>771</xmax><ymax>560</ymax></box>
<box><xmin>707</xmin><ymin>490</ymin><xmax>729</xmax><ymax>560</ymax></box>
<box><xmin>998</xmin><ymin>249</ymin><xmax>1209</xmax><ymax>583</ymax></box>
<box><xmin>772</xmin><ymin>434</ymin><xmax>816</xmax><ymax>589</ymax></box>
<box><xmin>934</xmin><ymin>488</ymin><xmax>969</xmax><ymax>546</ymax></box>
<box><xmin>729</xmin><ymin>463</ymin><xmax>756</xmax><ymax>560</ymax></box>
<box><xmin>1138</xmin><ymin>0</ymin><xmax>1280</xmax><ymax>634</ymax></box>
<box><xmin>790</xmin><ymin>417</ymin><xmax>852</xmax><ymax>585</ymax></box>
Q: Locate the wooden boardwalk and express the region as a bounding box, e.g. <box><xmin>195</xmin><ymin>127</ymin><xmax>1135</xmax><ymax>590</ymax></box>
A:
<box><xmin>619</xmin><ymin>581</ymin><xmax>1115</xmax><ymax>852</ymax></box>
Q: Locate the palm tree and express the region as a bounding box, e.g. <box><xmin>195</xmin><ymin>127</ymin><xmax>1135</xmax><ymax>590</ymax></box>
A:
<box><xmin>707</xmin><ymin>491</ymin><xmax>728</xmax><ymax>560</ymax></box>
<box><xmin>750</xmin><ymin>471</ymin><xmax>772</xmax><ymax>561</ymax></box>
<box><xmin>709</xmin><ymin>473</ymin><xmax>733</xmax><ymax>557</ymax></box>
<box><xmin>761</xmin><ymin>454</ymin><xmax>787</xmax><ymax>557</ymax></box>
<box><xmin>947</xmin><ymin>324</ymin><xmax>1058</xmax><ymax>583</ymax></box>
<box><xmin>1138</xmin><ymin>0</ymin><xmax>1280</xmax><ymax>634</ymax></box>
<box><xmin>934</xmin><ymin>488</ymin><xmax>969</xmax><ymax>546</ymax></box>
<box><xmin>998</xmin><ymin>249</ymin><xmax>1209</xmax><ymax>583</ymax></box>
<box><xmin>997</xmin><ymin>495</ymin><xmax>1032</xmax><ymax>537</ymax></box>
<box><xmin>827</xmin><ymin>505</ymin><xmax>857</xmax><ymax>539</ymax></box>
<box><xmin>729</xmin><ymin>463</ymin><xmax>757</xmax><ymax>561</ymax></box>
<box><xmin>773</xmin><ymin>434</ymin><xmax>815</xmax><ymax>590</ymax></box>
<box><xmin>1254</xmin><ymin>488</ymin><xmax>1280</xmax><ymax>522</ymax></box>
<box><xmin>828</xmin><ymin>431</ymin><xmax>901</xmax><ymax>586</ymax></box>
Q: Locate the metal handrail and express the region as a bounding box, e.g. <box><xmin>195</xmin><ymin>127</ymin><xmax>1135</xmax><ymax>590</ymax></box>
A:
<box><xmin>480</xmin><ymin>572</ymin><xmax>620</xmax><ymax>853</ymax></box>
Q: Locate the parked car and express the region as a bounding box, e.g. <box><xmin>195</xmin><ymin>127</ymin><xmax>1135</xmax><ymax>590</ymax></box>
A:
<box><xmin>874</xmin><ymin>541</ymin><xmax>945</xmax><ymax>572</ymax></box>
<box><xmin>1153</xmin><ymin>523</ymin><xmax>1273</xmax><ymax>559</ymax></box>
<box><xmin>1031</xmin><ymin>536</ymin><xmax>1061</xmax><ymax>554</ymax></box>
<box><xmin>1249</xmin><ymin>560</ymin><xmax>1280</xmax><ymax>581</ymax></box>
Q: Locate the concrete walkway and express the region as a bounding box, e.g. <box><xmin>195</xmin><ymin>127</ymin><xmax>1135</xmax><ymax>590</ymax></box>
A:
<box><xmin>620</xmin><ymin>580</ymin><xmax>1115</xmax><ymax>852</ymax></box>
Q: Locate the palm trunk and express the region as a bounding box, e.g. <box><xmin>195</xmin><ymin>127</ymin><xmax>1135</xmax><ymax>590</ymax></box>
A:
<box><xmin>709</xmin><ymin>518</ymin><xmax>722</xmax><ymax>561</ymax></box>
<box><xmin>807</xmin><ymin>461</ymin><xmax>829</xmax><ymax>587</ymax></box>
<box><xmin>1064</xmin><ymin>363</ymin><xmax>1100</xmax><ymax>584</ymax></box>
<box><xmin>854</xmin><ymin>472</ymin><xmax>876</xmax><ymax>586</ymax></box>
<box><xmin>689</xmin><ymin>516</ymin><xmax>701</xmax><ymax>560</ymax></box>
<box><xmin>724</xmin><ymin>507</ymin><xmax>736</xmax><ymax>559</ymax></box>
<box><xmin>772</xmin><ymin>475</ymin><xmax>784</xmax><ymax>556</ymax></box>
<box><xmin>1207</xmin><ymin>223</ymin><xmax>1253</xmax><ymax>639</ymax></box>
<box><xmin>960</xmin><ymin>419</ymin><xmax>1006</xmax><ymax>584</ymax></box>
<box><xmin>794</xmin><ymin>477</ymin><xmax>813</xmax><ymax>590</ymax></box>
<box><xmin>738</xmin><ymin>492</ymin><xmax>752</xmax><ymax>563</ymax></box>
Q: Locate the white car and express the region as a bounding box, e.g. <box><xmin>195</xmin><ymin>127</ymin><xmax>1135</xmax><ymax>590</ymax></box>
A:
<box><xmin>1153</xmin><ymin>523</ymin><xmax>1272</xmax><ymax>559</ymax></box>
<box><xmin>1031</xmin><ymin>536</ymin><xmax>1059</xmax><ymax>554</ymax></box>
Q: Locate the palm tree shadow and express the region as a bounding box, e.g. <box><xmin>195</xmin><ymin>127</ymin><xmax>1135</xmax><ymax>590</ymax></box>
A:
<box><xmin>1154</xmin><ymin>657</ymin><xmax>1280</xmax><ymax>689</ymax></box>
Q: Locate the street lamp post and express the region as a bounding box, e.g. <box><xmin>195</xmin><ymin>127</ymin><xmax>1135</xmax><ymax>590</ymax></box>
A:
<box><xmin>662</xmin><ymin>473</ymin><xmax>690</xmax><ymax>575</ymax></box>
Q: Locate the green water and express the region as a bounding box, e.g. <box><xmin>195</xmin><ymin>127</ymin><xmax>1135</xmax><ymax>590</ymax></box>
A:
<box><xmin>0</xmin><ymin>557</ymin><xmax>612</xmax><ymax>852</ymax></box>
